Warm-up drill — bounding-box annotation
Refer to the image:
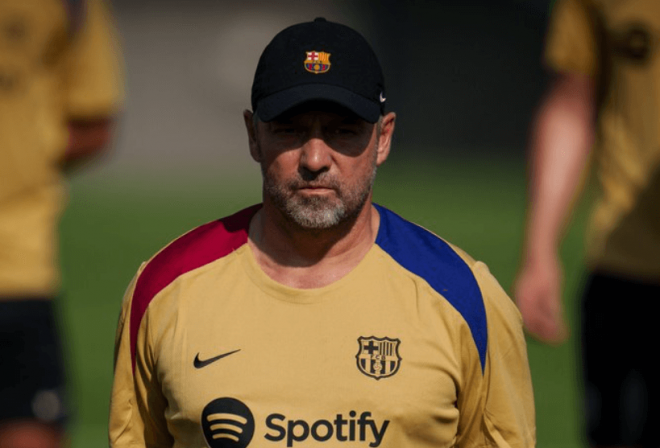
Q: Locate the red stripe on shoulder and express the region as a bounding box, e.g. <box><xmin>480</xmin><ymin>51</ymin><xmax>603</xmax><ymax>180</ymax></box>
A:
<box><xmin>129</xmin><ymin>204</ymin><xmax>260</xmax><ymax>370</ymax></box>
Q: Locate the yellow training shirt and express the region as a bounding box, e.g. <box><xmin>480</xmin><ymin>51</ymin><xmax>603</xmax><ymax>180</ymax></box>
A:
<box><xmin>0</xmin><ymin>0</ymin><xmax>122</xmax><ymax>296</ymax></box>
<box><xmin>546</xmin><ymin>0</ymin><xmax>660</xmax><ymax>281</ymax></box>
<box><xmin>110</xmin><ymin>204</ymin><xmax>535</xmax><ymax>448</ymax></box>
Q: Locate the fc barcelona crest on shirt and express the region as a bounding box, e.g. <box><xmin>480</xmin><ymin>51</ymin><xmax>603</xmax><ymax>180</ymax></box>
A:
<box><xmin>356</xmin><ymin>336</ymin><xmax>401</xmax><ymax>380</ymax></box>
<box><xmin>304</xmin><ymin>51</ymin><xmax>331</xmax><ymax>74</ymax></box>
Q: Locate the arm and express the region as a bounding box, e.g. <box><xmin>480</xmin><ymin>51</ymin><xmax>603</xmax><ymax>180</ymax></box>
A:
<box><xmin>514</xmin><ymin>72</ymin><xmax>595</xmax><ymax>344</ymax></box>
<box><xmin>109</xmin><ymin>271</ymin><xmax>173</xmax><ymax>448</ymax></box>
<box><xmin>62</xmin><ymin>0</ymin><xmax>123</xmax><ymax>170</ymax></box>
<box><xmin>457</xmin><ymin>262</ymin><xmax>536</xmax><ymax>447</ymax></box>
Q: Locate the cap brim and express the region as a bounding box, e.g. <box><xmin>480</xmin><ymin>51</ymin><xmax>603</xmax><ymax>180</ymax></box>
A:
<box><xmin>256</xmin><ymin>84</ymin><xmax>381</xmax><ymax>123</ymax></box>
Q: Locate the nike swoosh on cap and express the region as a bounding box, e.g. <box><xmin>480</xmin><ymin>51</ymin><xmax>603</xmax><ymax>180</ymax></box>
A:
<box><xmin>194</xmin><ymin>349</ymin><xmax>241</xmax><ymax>369</ymax></box>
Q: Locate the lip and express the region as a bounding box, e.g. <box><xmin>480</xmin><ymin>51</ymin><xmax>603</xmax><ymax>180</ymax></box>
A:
<box><xmin>297</xmin><ymin>184</ymin><xmax>334</xmax><ymax>190</ymax></box>
<box><xmin>297</xmin><ymin>186</ymin><xmax>335</xmax><ymax>193</ymax></box>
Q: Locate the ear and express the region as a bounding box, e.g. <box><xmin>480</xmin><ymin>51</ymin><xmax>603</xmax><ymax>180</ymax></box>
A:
<box><xmin>376</xmin><ymin>112</ymin><xmax>396</xmax><ymax>166</ymax></box>
<box><xmin>243</xmin><ymin>109</ymin><xmax>261</xmax><ymax>162</ymax></box>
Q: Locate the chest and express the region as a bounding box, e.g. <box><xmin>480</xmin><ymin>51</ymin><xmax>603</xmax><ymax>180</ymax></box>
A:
<box><xmin>151</xmin><ymin>277</ymin><xmax>467</xmax><ymax>448</ymax></box>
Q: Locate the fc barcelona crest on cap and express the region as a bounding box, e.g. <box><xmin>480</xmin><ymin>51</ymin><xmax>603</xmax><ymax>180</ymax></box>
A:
<box><xmin>251</xmin><ymin>19</ymin><xmax>385</xmax><ymax>122</ymax></box>
<box><xmin>304</xmin><ymin>50</ymin><xmax>331</xmax><ymax>74</ymax></box>
<box><xmin>356</xmin><ymin>336</ymin><xmax>401</xmax><ymax>380</ymax></box>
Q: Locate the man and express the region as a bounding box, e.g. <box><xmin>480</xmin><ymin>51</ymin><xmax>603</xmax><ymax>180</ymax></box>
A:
<box><xmin>110</xmin><ymin>18</ymin><xmax>535</xmax><ymax>448</ymax></box>
<box><xmin>515</xmin><ymin>0</ymin><xmax>660</xmax><ymax>446</ymax></box>
<box><xmin>0</xmin><ymin>1</ymin><xmax>123</xmax><ymax>447</ymax></box>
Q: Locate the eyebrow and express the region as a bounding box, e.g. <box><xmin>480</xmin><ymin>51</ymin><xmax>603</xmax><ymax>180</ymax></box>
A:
<box><xmin>338</xmin><ymin>117</ymin><xmax>363</xmax><ymax>124</ymax></box>
<box><xmin>267</xmin><ymin>118</ymin><xmax>295</xmax><ymax>127</ymax></box>
<box><xmin>266</xmin><ymin>110</ymin><xmax>367</xmax><ymax>127</ymax></box>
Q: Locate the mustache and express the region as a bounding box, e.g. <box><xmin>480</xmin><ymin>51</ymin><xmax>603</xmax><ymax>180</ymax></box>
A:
<box><xmin>287</xmin><ymin>175</ymin><xmax>341</xmax><ymax>190</ymax></box>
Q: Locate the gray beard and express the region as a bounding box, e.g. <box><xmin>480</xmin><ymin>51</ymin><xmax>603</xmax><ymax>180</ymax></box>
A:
<box><xmin>262</xmin><ymin>164</ymin><xmax>377</xmax><ymax>230</ymax></box>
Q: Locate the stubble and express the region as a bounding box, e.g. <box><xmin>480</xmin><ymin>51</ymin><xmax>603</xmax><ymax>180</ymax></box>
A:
<box><xmin>261</xmin><ymin>147</ymin><xmax>378</xmax><ymax>230</ymax></box>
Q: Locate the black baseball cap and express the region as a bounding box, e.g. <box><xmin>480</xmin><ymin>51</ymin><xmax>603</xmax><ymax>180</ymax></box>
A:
<box><xmin>251</xmin><ymin>18</ymin><xmax>386</xmax><ymax>123</ymax></box>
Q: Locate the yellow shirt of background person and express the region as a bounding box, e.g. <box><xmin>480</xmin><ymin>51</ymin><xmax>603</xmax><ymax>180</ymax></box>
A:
<box><xmin>0</xmin><ymin>0</ymin><xmax>123</xmax><ymax>296</ymax></box>
<box><xmin>546</xmin><ymin>0</ymin><xmax>660</xmax><ymax>281</ymax></box>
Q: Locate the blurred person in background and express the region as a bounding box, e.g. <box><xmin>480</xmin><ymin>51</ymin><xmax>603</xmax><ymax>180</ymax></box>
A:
<box><xmin>0</xmin><ymin>0</ymin><xmax>122</xmax><ymax>447</ymax></box>
<box><xmin>515</xmin><ymin>0</ymin><xmax>660</xmax><ymax>446</ymax></box>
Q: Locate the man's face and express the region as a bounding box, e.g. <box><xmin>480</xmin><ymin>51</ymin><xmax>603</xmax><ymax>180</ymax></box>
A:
<box><xmin>246</xmin><ymin>103</ymin><xmax>394</xmax><ymax>230</ymax></box>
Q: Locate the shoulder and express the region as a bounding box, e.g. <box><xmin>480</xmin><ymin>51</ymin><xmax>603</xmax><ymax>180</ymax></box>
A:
<box><xmin>374</xmin><ymin>204</ymin><xmax>488</xmax><ymax>369</ymax></box>
<box><xmin>133</xmin><ymin>204</ymin><xmax>260</xmax><ymax>303</ymax></box>
<box><xmin>374</xmin><ymin>204</ymin><xmax>482</xmax><ymax>291</ymax></box>
<box><xmin>545</xmin><ymin>0</ymin><xmax>600</xmax><ymax>75</ymax></box>
<box><xmin>124</xmin><ymin>204</ymin><xmax>260</xmax><ymax>367</ymax></box>
<box><xmin>129</xmin><ymin>204</ymin><xmax>260</xmax><ymax>319</ymax></box>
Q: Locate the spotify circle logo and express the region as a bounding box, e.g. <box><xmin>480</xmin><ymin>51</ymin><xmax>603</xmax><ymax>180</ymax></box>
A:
<box><xmin>201</xmin><ymin>398</ymin><xmax>255</xmax><ymax>448</ymax></box>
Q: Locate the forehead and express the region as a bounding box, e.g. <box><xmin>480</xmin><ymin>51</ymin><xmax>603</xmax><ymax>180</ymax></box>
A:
<box><xmin>267</xmin><ymin>101</ymin><xmax>366</xmax><ymax>123</ymax></box>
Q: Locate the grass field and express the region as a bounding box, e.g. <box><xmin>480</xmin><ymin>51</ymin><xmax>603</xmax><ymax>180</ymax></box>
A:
<box><xmin>59</xmin><ymin>155</ymin><xmax>591</xmax><ymax>447</ymax></box>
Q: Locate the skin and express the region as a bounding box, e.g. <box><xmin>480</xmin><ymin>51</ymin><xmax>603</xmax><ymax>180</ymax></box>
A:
<box><xmin>243</xmin><ymin>102</ymin><xmax>396</xmax><ymax>289</ymax></box>
<box><xmin>514</xmin><ymin>72</ymin><xmax>595</xmax><ymax>345</ymax></box>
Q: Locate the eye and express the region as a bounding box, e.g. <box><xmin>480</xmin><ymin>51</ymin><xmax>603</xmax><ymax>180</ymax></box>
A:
<box><xmin>333</xmin><ymin>126</ymin><xmax>359</xmax><ymax>136</ymax></box>
<box><xmin>271</xmin><ymin>125</ymin><xmax>298</xmax><ymax>135</ymax></box>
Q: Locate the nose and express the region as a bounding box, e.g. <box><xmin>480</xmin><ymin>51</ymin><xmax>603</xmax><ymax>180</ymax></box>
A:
<box><xmin>299</xmin><ymin>136</ymin><xmax>332</xmax><ymax>177</ymax></box>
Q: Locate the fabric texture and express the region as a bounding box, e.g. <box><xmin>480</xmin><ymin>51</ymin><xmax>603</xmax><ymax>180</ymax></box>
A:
<box><xmin>545</xmin><ymin>0</ymin><xmax>660</xmax><ymax>281</ymax></box>
<box><xmin>546</xmin><ymin>1</ymin><xmax>660</xmax><ymax>445</ymax></box>
<box><xmin>581</xmin><ymin>272</ymin><xmax>660</xmax><ymax>446</ymax></box>
<box><xmin>0</xmin><ymin>0</ymin><xmax>123</xmax><ymax>296</ymax></box>
<box><xmin>0</xmin><ymin>299</ymin><xmax>68</xmax><ymax>425</ymax></box>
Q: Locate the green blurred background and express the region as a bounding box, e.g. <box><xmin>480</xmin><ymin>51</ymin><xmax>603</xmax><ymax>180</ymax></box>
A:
<box><xmin>57</xmin><ymin>1</ymin><xmax>591</xmax><ymax>446</ymax></box>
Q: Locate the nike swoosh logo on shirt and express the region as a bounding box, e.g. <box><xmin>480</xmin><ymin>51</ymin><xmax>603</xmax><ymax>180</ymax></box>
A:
<box><xmin>194</xmin><ymin>349</ymin><xmax>241</xmax><ymax>369</ymax></box>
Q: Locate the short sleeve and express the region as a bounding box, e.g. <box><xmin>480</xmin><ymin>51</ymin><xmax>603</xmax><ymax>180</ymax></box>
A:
<box><xmin>62</xmin><ymin>0</ymin><xmax>124</xmax><ymax>118</ymax></box>
<box><xmin>456</xmin><ymin>262</ymin><xmax>536</xmax><ymax>447</ymax></box>
<box><xmin>109</xmin><ymin>268</ymin><xmax>173</xmax><ymax>448</ymax></box>
<box><xmin>545</xmin><ymin>0</ymin><xmax>598</xmax><ymax>75</ymax></box>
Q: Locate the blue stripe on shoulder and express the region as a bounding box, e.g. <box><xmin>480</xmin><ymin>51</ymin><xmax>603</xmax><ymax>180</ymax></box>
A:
<box><xmin>374</xmin><ymin>204</ymin><xmax>487</xmax><ymax>372</ymax></box>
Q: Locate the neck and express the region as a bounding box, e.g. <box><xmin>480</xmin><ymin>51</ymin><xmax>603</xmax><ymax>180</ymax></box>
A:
<box><xmin>248</xmin><ymin>199</ymin><xmax>379</xmax><ymax>288</ymax></box>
